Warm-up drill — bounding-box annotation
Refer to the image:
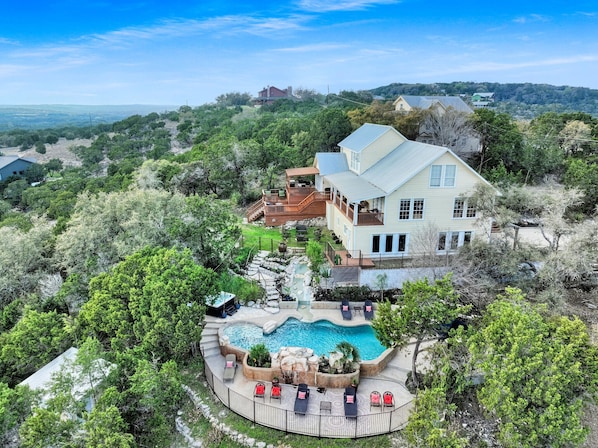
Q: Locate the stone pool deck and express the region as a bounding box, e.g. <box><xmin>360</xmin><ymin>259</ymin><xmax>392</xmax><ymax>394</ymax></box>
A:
<box><xmin>199</xmin><ymin>303</ymin><xmax>432</xmax><ymax>437</ymax></box>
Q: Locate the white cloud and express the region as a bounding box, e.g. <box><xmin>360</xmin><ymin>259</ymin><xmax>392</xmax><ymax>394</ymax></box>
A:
<box><xmin>513</xmin><ymin>14</ymin><xmax>550</xmax><ymax>24</ymax></box>
<box><xmin>297</xmin><ymin>0</ymin><xmax>399</xmax><ymax>13</ymax></box>
<box><xmin>273</xmin><ymin>43</ymin><xmax>349</xmax><ymax>53</ymax></box>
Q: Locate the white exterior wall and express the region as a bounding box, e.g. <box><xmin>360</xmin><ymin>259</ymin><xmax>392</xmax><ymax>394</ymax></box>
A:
<box><xmin>348</xmin><ymin>152</ymin><xmax>490</xmax><ymax>257</ymax></box>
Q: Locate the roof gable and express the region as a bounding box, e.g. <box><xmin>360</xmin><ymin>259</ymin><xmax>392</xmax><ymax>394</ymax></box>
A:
<box><xmin>338</xmin><ymin>123</ymin><xmax>405</xmax><ymax>154</ymax></box>
<box><xmin>323</xmin><ymin>128</ymin><xmax>495</xmax><ymax>202</ymax></box>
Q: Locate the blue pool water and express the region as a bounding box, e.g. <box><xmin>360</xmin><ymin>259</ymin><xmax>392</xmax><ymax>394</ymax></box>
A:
<box><xmin>223</xmin><ymin>318</ymin><xmax>386</xmax><ymax>360</ymax></box>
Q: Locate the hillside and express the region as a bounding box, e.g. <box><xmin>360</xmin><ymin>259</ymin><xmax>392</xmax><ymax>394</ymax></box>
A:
<box><xmin>370</xmin><ymin>81</ymin><xmax>598</xmax><ymax>118</ymax></box>
<box><xmin>0</xmin><ymin>104</ymin><xmax>176</xmax><ymax>131</ymax></box>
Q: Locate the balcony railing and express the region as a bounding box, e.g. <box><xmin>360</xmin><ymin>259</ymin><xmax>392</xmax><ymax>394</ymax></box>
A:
<box><xmin>331</xmin><ymin>195</ymin><xmax>383</xmax><ymax>226</ymax></box>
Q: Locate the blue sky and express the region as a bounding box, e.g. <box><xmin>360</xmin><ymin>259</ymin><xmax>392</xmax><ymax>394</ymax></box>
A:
<box><xmin>1</xmin><ymin>0</ymin><xmax>597</xmax><ymax>106</ymax></box>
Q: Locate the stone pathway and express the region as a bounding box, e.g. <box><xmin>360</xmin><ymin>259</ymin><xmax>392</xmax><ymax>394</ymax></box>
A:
<box><xmin>244</xmin><ymin>250</ymin><xmax>288</xmax><ymax>314</ymax></box>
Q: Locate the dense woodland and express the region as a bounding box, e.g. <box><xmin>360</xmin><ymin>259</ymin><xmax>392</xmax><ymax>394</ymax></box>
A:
<box><xmin>370</xmin><ymin>81</ymin><xmax>598</xmax><ymax>118</ymax></box>
<box><xmin>0</xmin><ymin>86</ymin><xmax>597</xmax><ymax>447</ymax></box>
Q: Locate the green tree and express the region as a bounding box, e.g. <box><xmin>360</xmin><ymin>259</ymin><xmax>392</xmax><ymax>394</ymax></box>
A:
<box><xmin>78</xmin><ymin>246</ymin><xmax>218</xmax><ymax>361</ymax></box>
<box><xmin>471</xmin><ymin>109</ymin><xmax>524</xmax><ymax>176</ymax></box>
<box><xmin>126</xmin><ymin>359</ymin><xmax>183</xmax><ymax>446</ymax></box>
<box><xmin>468</xmin><ymin>287</ymin><xmax>598</xmax><ymax>448</ymax></box>
<box><xmin>19</xmin><ymin>407</ymin><xmax>79</xmax><ymax>448</ymax></box>
<box><xmin>0</xmin><ymin>307</ymin><xmax>71</xmax><ymax>385</ymax></box>
<box><xmin>564</xmin><ymin>158</ymin><xmax>598</xmax><ymax>215</ymax></box>
<box><xmin>0</xmin><ymin>218</ymin><xmax>54</xmax><ymax>307</ymax></box>
<box><xmin>307</xmin><ymin>108</ymin><xmax>352</xmax><ymax>154</ymax></box>
<box><xmin>84</xmin><ymin>404</ymin><xmax>135</xmax><ymax>448</ymax></box>
<box><xmin>0</xmin><ymin>382</ymin><xmax>35</xmax><ymax>446</ymax></box>
<box><xmin>372</xmin><ymin>273</ymin><xmax>470</xmax><ymax>387</ymax></box>
<box><xmin>404</xmin><ymin>330</ymin><xmax>471</xmax><ymax>448</ymax></box>
<box><xmin>170</xmin><ymin>194</ymin><xmax>241</xmax><ymax>270</ymax></box>
<box><xmin>405</xmin><ymin>385</ymin><xmax>469</xmax><ymax>448</ymax></box>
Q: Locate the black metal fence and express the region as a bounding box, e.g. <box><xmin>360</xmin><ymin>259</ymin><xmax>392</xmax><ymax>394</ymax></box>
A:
<box><xmin>204</xmin><ymin>361</ymin><xmax>413</xmax><ymax>439</ymax></box>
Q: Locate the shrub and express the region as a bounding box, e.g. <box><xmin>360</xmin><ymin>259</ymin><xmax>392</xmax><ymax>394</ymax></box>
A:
<box><xmin>247</xmin><ymin>343</ymin><xmax>271</xmax><ymax>368</ymax></box>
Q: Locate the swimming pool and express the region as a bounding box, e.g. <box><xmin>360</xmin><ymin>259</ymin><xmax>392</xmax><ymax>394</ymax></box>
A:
<box><xmin>222</xmin><ymin>317</ymin><xmax>386</xmax><ymax>361</ymax></box>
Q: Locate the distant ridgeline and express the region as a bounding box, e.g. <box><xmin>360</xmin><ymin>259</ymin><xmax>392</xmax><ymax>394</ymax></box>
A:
<box><xmin>370</xmin><ymin>82</ymin><xmax>598</xmax><ymax>118</ymax></box>
<box><xmin>0</xmin><ymin>105</ymin><xmax>175</xmax><ymax>131</ymax></box>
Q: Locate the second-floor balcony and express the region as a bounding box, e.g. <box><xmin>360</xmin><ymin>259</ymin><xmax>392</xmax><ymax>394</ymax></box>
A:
<box><xmin>331</xmin><ymin>194</ymin><xmax>384</xmax><ymax>226</ymax></box>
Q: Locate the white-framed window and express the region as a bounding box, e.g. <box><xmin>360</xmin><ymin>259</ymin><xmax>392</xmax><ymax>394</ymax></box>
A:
<box><xmin>437</xmin><ymin>231</ymin><xmax>473</xmax><ymax>252</ymax></box>
<box><xmin>372</xmin><ymin>233</ymin><xmax>408</xmax><ymax>254</ymax></box>
<box><xmin>399</xmin><ymin>198</ymin><xmax>424</xmax><ymax>220</ymax></box>
<box><xmin>430</xmin><ymin>164</ymin><xmax>456</xmax><ymax>187</ymax></box>
<box><xmin>350</xmin><ymin>151</ymin><xmax>360</xmax><ymax>172</ymax></box>
<box><xmin>453</xmin><ymin>198</ymin><xmax>477</xmax><ymax>219</ymax></box>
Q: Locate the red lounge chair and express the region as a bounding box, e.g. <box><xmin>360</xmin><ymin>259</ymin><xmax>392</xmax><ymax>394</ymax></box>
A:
<box><xmin>270</xmin><ymin>383</ymin><xmax>281</xmax><ymax>402</ymax></box>
<box><xmin>370</xmin><ymin>390</ymin><xmax>381</xmax><ymax>410</ymax></box>
<box><xmin>383</xmin><ymin>390</ymin><xmax>395</xmax><ymax>409</ymax></box>
<box><xmin>254</xmin><ymin>382</ymin><xmax>266</xmax><ymax>400</ymax></box>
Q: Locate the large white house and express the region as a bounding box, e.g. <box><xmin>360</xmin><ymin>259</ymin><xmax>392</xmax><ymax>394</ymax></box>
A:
<box><xmin>314</xmin><ymin>123</ymin><xmax>495</xmax><ymax>261</ymax></box>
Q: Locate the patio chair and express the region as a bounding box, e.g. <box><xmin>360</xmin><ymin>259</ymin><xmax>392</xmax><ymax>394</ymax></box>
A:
<box><xmin>370</xmin><ymin>390</ymin><xmax>382</xmax><ymax>411</ymax></box>
<box><xmin>343</xmin><ymin>386</ymin><xmax>358</xmax><ymax>418</ymax></box>
<box><xmin>270</xmin><ymin>383</ymin><xmax>281</xmax><ymax>402</ymax></box>
<box><xmin>223</xmin><ymin>354</ymin><xmax>237</xmax><ymax>382</ymax></box>
<box><xmin>341</xmin><ymin>299</ymin><xmax>352</xmax><ymax>320</ymax></box>
<box><xmin>364</xmin><ymin>299</ymin><xmax>374</xmax><ymax>320</ymax></box>
<box><xmin>254</xmin><ymin>382</ymin><xmax>266</xmax><ymax>400</ymax></box>
<box><xmin>383</xmin><ymin>391</ymin><xmax>395</xmax><ymax>410</ymax></box>
<box><xmin>294</xmin><ymin>383</ymin><xmax>310</xmax><ymax>415</ymax></box>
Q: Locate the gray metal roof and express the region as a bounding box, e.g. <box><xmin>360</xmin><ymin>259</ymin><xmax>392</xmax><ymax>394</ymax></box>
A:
<box><xmin>325</xmin><ymin>170</ymin><xmax>386</xmax><ymax>203</ymax></box>
<box><xmin>314</xmin><ymin>152</ymin><xmax>348</xmax><ymax>175</ymax></box>
<box><xmin>323</xmin><ymin>123</ymin><xmax>494</xmax><ymax>203</ymax></box>
<box><xmin>0</xmin><ymin>155</ymin><xmax>36</xmax><ymax>169</ymax></box>
<box><xmin>361</xmin><ymin>140</ymin><xmax>446</xmax><ymax>193</ymax></box>
<box><xmin>337</xmin><ymin>123</ymin><xmax>402</xmax><ymax>153</ymax></box>
<box><xmin>398</xmin><ymin>95</ymin><xmax>473</xmax><ymax>114</ymax></box>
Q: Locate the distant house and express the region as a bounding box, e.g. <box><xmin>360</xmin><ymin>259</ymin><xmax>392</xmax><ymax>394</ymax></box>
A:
<box><xmin>393</xmin><ymin>95</ymin><xmax>473</xmax><ymax>114</ymax></box>
<box><xmin>0</xmin><ymin>155</ymin><xmax>36</xmax><ymax>181</ymax></box>
<box><xmin>254</xmin><ymin>86</ymin><xmax>296</xmax><ymax>105</ymax></box>
<box><xmin>393</xmin><ymin>95</ymin><xmax>478</xmax><ymax>155</ymax></box>
<box><xmin>471</xmin><ymin>92</ymin><xmax>495</xmax><ymax>108</ymax></box>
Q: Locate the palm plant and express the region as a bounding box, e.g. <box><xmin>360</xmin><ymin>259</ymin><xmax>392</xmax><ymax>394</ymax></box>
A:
<box><xmin>334</xmin><ymin>341</ymin><xmax>361</xmax><ymax>374</ymax></box>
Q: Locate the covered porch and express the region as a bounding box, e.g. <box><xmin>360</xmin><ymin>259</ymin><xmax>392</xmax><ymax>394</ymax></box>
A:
<box><xmin>325</xmin><ymin>171</ymin><xmax>386</xmax><ymax>227</ymax></box>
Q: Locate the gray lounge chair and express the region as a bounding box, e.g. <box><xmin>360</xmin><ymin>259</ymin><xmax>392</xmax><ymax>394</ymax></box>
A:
<box><xmin>223</xmin><ymin>354</ymin><xmax>237</xmax><ymax>381</ymax></box>
<box><xmin>341</xmin><ymin>299</ymin><xmax>352</xmax><ymax>320</ymax></box>
<box><xmin>364</xmin><ymin>300</ymin><xmax>374</xmax><ymax>320</ymax></box>
<box><xmin>344</xmin><ymin>386</ymin><xmax>358</xmax><ymax>418</ymax></box>
<box><xmin>294</xmin><ymin>383</ymin><xmax>310</xmax><ymax>415</ymax></box>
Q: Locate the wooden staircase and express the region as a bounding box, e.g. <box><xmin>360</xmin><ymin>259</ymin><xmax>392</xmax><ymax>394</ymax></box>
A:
<box><xmin>246</xmin><ymin>199</ymin><xmax>265</xmax><ymax>222</ymax></box>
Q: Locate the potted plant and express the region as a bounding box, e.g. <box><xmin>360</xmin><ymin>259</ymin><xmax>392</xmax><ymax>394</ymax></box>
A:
<box><xmin>278</xmin><ymin>240</ymin><xmax>287</xmax><ymax>254</ymax></box>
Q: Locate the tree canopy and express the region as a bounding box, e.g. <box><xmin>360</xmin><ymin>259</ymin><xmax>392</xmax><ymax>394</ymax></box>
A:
<box><xmin>372</xmin><ymin>273</ymin><xmax>471</xmax><ymax>387</ymax></box>
<box><xmin>78</xmin><ymin>246</ymin><xmax>218</xmax><ymax>361</ymax></box>
<box><xmin>468</xmin><ymin>287</ymin><xmax>598</xmax><ymax>448</ymax></box>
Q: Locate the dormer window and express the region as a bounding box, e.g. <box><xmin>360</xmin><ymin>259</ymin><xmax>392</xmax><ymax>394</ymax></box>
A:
<box><xmin>350</xmin><ymin>151</ymin><xmax>360</xmax><ymax>172</ymax></box>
